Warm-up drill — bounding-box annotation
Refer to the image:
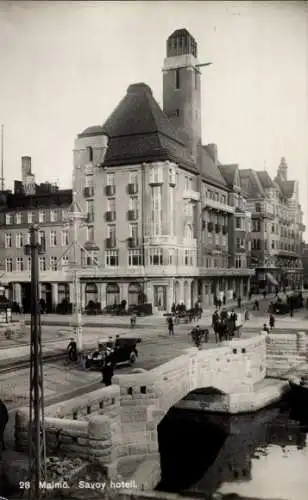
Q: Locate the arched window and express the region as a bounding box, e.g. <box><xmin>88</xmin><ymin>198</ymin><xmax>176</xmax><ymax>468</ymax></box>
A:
<box><xmin>106</xmin><ymin>283</ymin><xmax>120</xmax><ymax>306</ymax></box>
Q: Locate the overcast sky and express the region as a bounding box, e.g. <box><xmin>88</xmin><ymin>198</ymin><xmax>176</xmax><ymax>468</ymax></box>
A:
<box><xmin>0</xmin><ymin>1</ymin><xmax>307</xmax><ymax>225</ymax></box>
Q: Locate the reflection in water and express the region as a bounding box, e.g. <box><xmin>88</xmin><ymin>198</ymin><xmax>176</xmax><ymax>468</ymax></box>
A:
<box><xmin>157</xmin><ymin>402</ymin><xmax>308</xmax><ymax>500</ymax></box>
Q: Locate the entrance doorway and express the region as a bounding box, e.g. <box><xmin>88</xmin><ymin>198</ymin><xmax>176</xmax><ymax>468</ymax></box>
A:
<box><xmin>154</xmin><ymin>285</ymin><xmax>167</xmax><ymax>311</ymax></box>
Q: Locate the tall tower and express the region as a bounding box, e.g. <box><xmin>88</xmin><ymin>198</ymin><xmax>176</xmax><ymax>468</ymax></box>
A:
<box><xmin>162</xmin><ymin>29</ymin><xmax>202</xmax><ymax>160</ymax></box>
<box><xmin>277</xmin><ymin>157</ymin><xmax>288</xmax><ymax>181</ymax></box>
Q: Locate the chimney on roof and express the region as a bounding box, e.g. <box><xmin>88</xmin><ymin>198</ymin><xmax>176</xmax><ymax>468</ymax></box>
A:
<box><xmin>21</xmin><ymin>156</ymin><xmax>36</xmax><ymax>195</ymax></box>
<box><xmin>206</xmin><ymin>143</ymin><xmax>218</xmax><ymax>165</ymax></box>
<box><xmin>21</xmin><ymin>156</ymin><xmax>32</xmax><ymax>181</ymax></box>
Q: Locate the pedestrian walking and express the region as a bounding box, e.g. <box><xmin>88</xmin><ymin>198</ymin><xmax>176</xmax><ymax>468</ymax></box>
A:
<box><xmin>269</xmin><ymin>314</ymin><xmax>275</xmax><ymax>330</ymax></box>
<box><xmin>102</xmin><ymin>362</ymin><xmax>114</xmax><ymax>386</ymax></box>
<box><xmin>261</xmin><ymin>323</ymin><xmax>270</xmax><ymax>334</ymax></box>
<box><xmin>167</xmin><ymin>316</ymin><xmax>174</xmax><ymax>335</ymax></box>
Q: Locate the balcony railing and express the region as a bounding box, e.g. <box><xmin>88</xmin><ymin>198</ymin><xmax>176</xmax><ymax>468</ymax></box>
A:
<box><xmin>105</xmin><ymin>238</ymin><xmax>116</xmax><ymax>249</ymax></box>
<box><xmin>105</xmin><ymin>211</ymin><xmax>116</xmax><ymax>222</ymax></box>
<box><xmin>83</xmin><ymin>186</ymin><xmax>94</xmax><ymax>198</ymax></box>
<box><xmin>183</xmin><ymin>190</ymin><xmax>200</xmax><ymax>202</ymax></box>
<box><xmin>203</xmin><ymin>197</ymin><xmax>234</xmax><ymax>214</ymax></box>
<box><xmin>127</xmin><ymin>237</ymin><xmax>139</xmax><ymax>248</ymax></box>
<box><xmin>105</xmin><ymin>185</ymin><xmax>116</xmax><ymax>196</ymax></box>
<box><xmin>127</xmin><ymin>183</ymin><xmax>138</xmax><ymax>195</ymax></box>
<box><xmin>127</xmin><ymin>210</ymin><xmax>138</xmax><ymax>221</ymax></box>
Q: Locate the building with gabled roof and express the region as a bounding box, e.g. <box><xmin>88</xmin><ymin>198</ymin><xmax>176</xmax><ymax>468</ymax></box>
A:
<box><xmin>72</xmin><ymin>29</ymin><xmax>254</xmax><ymax>312</ymax></box>
<box><xmin>239</xmin><ymin>158</ymin><xmax>305</xmax><ymax>291</ymax></box>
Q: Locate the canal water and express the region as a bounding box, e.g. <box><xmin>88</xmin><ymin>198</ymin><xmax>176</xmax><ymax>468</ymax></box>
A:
<box><xmin>157</xmin><ymin>400</ymin><xmax>308</xmax><ymax>500</ymax></box>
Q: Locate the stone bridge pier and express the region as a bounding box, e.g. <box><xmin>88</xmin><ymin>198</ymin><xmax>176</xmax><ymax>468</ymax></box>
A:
<box><xmin>113</xmin><ymin>335</ymin><xmax>266</xmax><ymax>482</ymax></box>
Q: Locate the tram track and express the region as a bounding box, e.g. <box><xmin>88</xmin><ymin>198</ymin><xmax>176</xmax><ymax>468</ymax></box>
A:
<box><xmin>0</xmin><ymin>351</ymin><xmax>67</xmax><ymax>375</ymax></box>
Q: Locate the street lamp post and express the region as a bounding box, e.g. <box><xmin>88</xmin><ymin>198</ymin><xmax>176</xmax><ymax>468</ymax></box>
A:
<box><xmin>24</xmin><ymin>225</ymin><xmax>46</xmax><ymax>499</ymax></box>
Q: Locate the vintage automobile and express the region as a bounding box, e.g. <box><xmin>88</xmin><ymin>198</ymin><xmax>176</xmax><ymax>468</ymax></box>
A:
<box><xmin>85</xmin><ymin>337</ymin><xmax>141</xmax><ymax>370</ymax></box>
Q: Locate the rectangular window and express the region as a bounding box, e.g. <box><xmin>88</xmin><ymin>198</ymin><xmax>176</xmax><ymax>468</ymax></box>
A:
<box><xmin>184</xmin><ymin>177</ymin><xmax>192</xmax><ymax>191</ymax></box>
<box><xmin>28</xmin><ymin>211</ymin><xmax>34</xmax><ymax>224</ymax></box>
<box><xmin>107</xmin><ymin>224</ymin><xmax>116</xmax><ymax>240</ymax></box>
<box><xmin>38</xmin><ymin>210</ymin><xmax>46</xmax><ymax>223</ymax></box>
<box><xmin>4</xmin><ymin>233</ymin><xmax>12</xmax><ymax>248</ymax></box>
<box><xmin>129</xmin><ymin>223</ymin><xmax>138</xmax><ymax>240</ymax></box>
<box><xmin>50</xmin><ymin>209</ymin><xmax>58</xmax><ymax>223</ymax></box>
<box><xmin>16</xmin><ymin>257</ymin><xmax>24</xmax><ymax>272</ymax></box>
<box><xmin>235</xmin><ymin>218</ymin><xmax>241</xmax><ymax>229</ymax></box>
<box><xmin>105</xmin><ymin>250</ymin><xmax>118</xmax><ymax>267</ymax></box>
<box><xmin>107</xmin><ymin>198</ymin><xmax>116</xmax><ymax>212</ymax></box>
<box><xmin>5</xmin><ymin>214</ymin><xmax>12</xmax><ymax>225</ymax></box>
<box><xmin>61</xmin><ymin>230</ymin><xmax>69</xmax><ymax>246</ymax></box>
<box><xmin>184</xmin><ymin>249</ymin><xmax>189</xmax><ymax>266</ymax></box>
<box><xmin>168</xmin><ymin>249</ymin><xmax>175</xmax><ymax>265</ymax></box>
<box><xmin>16</xmin><ymin>233</ymin><xmax>24</xmax><ymax>249</ymax></box>
<box><xmin>15</xmin><ymin>212</ymin><xmax>22</xmax><ymax>224</ymax></box>
<box><xmin>86</xmin><ymin>226</ymin><xmax>94</xmax><ymax>243</ymax></box>
<box><xmin>129</xmin><ymin>172</ymin><xmax>138</xmax><ymax>184</ymax></box>
<box><xmin>85</xmin><ymin>175</ymin><xmax>94</xmax><ymax>188</ymax></box>
<box><xmin>5</xmin><ymin>258</ymin><xmax>12</xmax><ymax>272</ymax></box>
<box><xmin>151</xmin><ymin>186</ymin><xmax>162</xmax><ymax>236</ymax></box>
<box><xmin>106</xmin><ymin>173</ymin><xmax>115</xmax><ymax>186</ymax></box>
<box><xmin>175</xmin><ymin>68</ymin><xmax>180</xmax><ymax>89</ymax></box>
<box><xmin>129</xmin><ymin>197</ymin><xmax>138</xmax><ymax>212</ymax></box>
<box><xmin>50</xmin><ymin>231</ymin><xmax>57</xmax><ymax>247</ymax></box>
<box><xmin>149</xmin><ymin>248</ymin><xmax>163</xmax><ymax>265</ymax></box>
<box><xmin>128</xmin><ymin>249</ymin><xmax>142</xmax><ymax>266</ymax></box>
<box><xmin>50</xmin><ymin>256</ymin><xmax>57</xmax><ymax>271</ymax></box>
<box><xmin>39</xmin><ymin>257</ymin><xmax>46</xmax><ymax>272</ymax></box>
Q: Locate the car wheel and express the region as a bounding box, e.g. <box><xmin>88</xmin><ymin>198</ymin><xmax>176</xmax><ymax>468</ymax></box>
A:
<box><xmin>129</xmin><ymin>352</ymin><xmax>136</xmax><ymax>365</ymax></box>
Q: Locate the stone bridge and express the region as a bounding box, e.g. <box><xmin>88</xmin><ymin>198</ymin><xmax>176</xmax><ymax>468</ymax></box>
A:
<box><xmin>16</xmin><ymin>335</ymin><xmax>267</xmax><ymax>484</ymax></box>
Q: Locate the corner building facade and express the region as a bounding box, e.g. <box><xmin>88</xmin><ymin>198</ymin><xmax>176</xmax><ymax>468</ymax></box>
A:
<box><xmin>74</xmin><ymin>29</ymin><xmax>254</xmax><ymax>312</ymax></box>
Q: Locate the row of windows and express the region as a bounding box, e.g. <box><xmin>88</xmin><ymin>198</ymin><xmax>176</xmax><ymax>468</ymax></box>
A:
<box><xmin>251</xmin><ymin>239</ymin><xmax>300</xmax><ymax>252</ymax></box>
<box><xmin>4</xmin><ymin>209</ymin><xmax>67</xmax><ymax>226</ymax></box>
<box><xmin>4</xmin><ymin>230</ymin><xmax>69</xmax><ymax>249</ymax></box>
<box><xmin>5</xmin><ymin>256</ymin><xmax>69</xmax><ymax>272</ymax></box>
<box><xmin>104</xmin><ymin>248</ymin><xmax>197</xmax><ymax>267</ymax></box>
<box><xmin>204</xmin><ymin>188</ymin><xmax>228</xmax><ymax>206</ymax></box>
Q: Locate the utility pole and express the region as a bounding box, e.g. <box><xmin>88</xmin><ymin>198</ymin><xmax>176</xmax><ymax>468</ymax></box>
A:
<box><xmin>57</xmin><ymin>187</ymin><xmax>97</xmax><ymax>357</ymax></box>
<box><xmin>25</xmin><ymin>225</ymin><xmax>46</xmax><ymax>499</ymax></box>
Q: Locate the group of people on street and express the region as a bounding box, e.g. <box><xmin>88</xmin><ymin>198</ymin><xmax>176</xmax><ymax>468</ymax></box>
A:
<box><xmin>212</xmin><ymin>308</ymin><xmax>239</xmax><ymax>342</ymax></box>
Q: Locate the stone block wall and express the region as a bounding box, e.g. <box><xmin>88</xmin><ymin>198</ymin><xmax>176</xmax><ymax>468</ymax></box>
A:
<box><xmin>15</xmin><ymin>386</ymin><xmax>121</xmax><ymax>476</ymax></box>
<box><xmin>266</xmin><ymin>332</ymin><xmax>308</xmax><ymax>377</ymax></box>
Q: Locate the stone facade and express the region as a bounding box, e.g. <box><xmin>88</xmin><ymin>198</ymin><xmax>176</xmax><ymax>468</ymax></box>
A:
<box><xmin>0</xmin><ymin>156</ymin><xmax>74</xmax><ymax>312</ymax></box>
<box><xmin>15</xmin><ymin>335</ymin><xmax>266</xmax><ymax>483</ymax></box>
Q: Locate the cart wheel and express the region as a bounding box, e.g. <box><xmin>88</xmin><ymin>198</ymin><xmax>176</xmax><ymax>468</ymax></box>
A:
<box><xmin>129</xmin><ymin>352</ymin><xmax>136</xmax><ymax>365</ymax></box>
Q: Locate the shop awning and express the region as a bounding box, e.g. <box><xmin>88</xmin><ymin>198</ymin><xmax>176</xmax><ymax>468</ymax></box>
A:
<box><xmin>266</xmin><ymin>273</ymin><xmax>278</xmax><ymax>286</ymax></box>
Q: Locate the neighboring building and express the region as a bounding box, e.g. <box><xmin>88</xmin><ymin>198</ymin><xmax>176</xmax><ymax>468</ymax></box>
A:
<box><xmin>302</xmin><ymin>242</ymin><xmax>308</xmax><ymax>288</ymax></box>
<box><xmin>72</xmin><ymin>29</ymin><xmax>254</xmax><ymax>312</ymax></box>
<box><xmin>0</xmin><ymin>157</ymin><xmax>73</xmax><ymax>311</ymax></box>
<box><xmin>239</xmin><ymin>158</ymin><xmax>305</xmax><ymax>291</ymax></box>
